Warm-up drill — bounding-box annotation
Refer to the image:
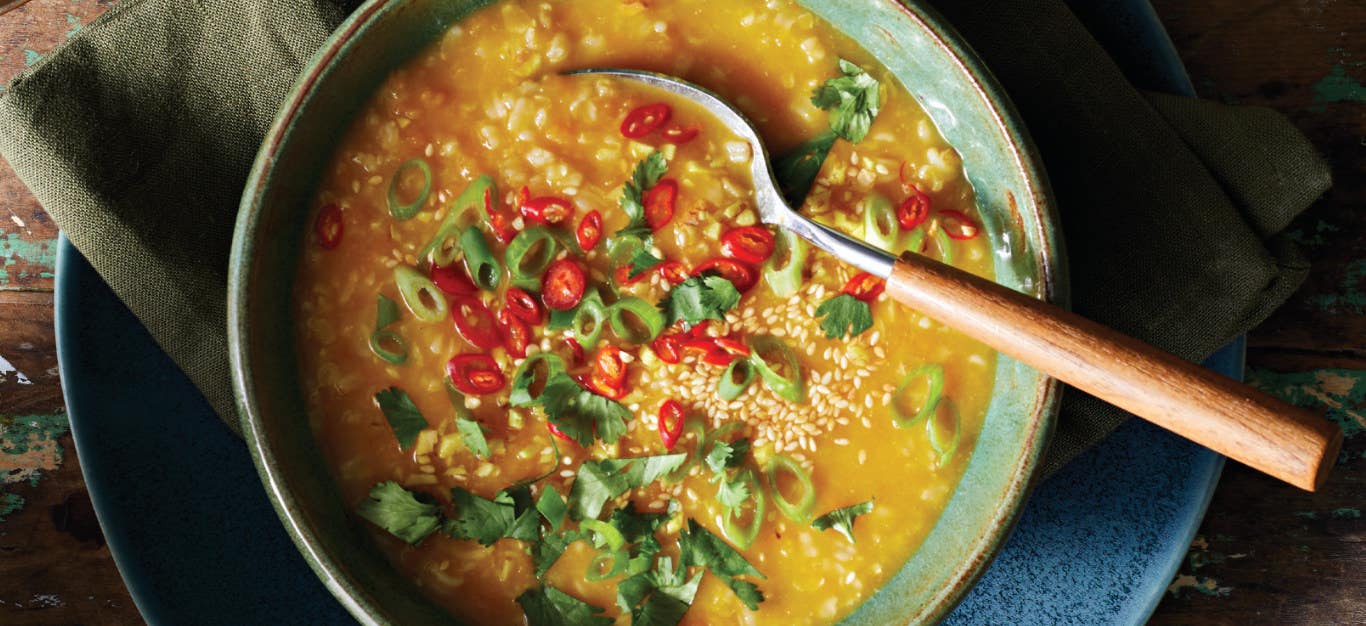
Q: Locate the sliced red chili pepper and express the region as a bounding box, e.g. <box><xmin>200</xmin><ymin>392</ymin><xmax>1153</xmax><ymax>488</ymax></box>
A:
<box><xmin>576</xmin><ymin>210</ymin><xmax>603</xmax><ymax>251</ymax></box>
<box><xmin>712</xmin><ymin>337</ymin><xmax>751</xmax><ymax>358</ymax></box>
<box><xmin>685</xmin><ymin>320</ymin><xmax>712</xmax><ymax>339</ymax></box>
<box><xmin>497</xmin><ymin>308</ymin><xmax>531</xmax><ymax>358</ymax></box>
<box><xmin>702</xmin><ymin>348</ymin><xmax>738</xmax><ymax>367</ymax></box>
<box><xmin>720</xmin><ymin>226</ymin><xmax>775</xmax><ymax>264</ymax></box>
<box><xmin>431</xmin><ymin>264</ymin><xmax>478</xmax><ymax>296</ymax></box>
<box><xmin>450</xmin><ymin>295</ymin><xmax>502</xmax><ymax>350</ymax></box>
<box><xmin>541</xmin><ymin>259</ymin><xmax>586</xmax><ymax>311</ymax></box>
<box><xmin>654</xmin><ymin>260</ymin><xmax>689</xmax><ymax>285</ymax></box>
<box><xmin>504</xmin><ymin>287</ymin><xmax>544</xmax><ymax>325</ymax></box>
<box><xmin>547</xmin><ymin>421</ymin><xmax>576</xmax><ymax>444</ymax></box>
<box><xmin>897</xmin><ymin>186</ymin><xmax>931</xmax><ymax>230</ymax></box>
<box><xmin>658</xmin><ymin>399</ymin><xmax>686</xmax><ymax>451</ymax></box>
<box><xmin>587</xmin><ymin>351</ymin><xmax>628</xmax><ymax>399</ymax></box>
<box><xmin>446</xmin><ymin>354</ymin><xmax>505</xmax><ymax>395</ymax></box>
<box><xmin>614</xmin><ymin>264</ymin><xmax>645</xmax><ymax>287</ymax></box>
<box><xmin>482</xmin><ymin>187</ymin><xmax>517</xmax><ymax>244</ymax></box>
<box><xmin>842</xmin><ymin>272</ymin><xmax>886</xmax><ymax>303</ymax></box>
<box><xmin>692</xmin><ymin>258</ymin><xmax>757</xmax><ymax>292</ymax></box>
<box><xmin>899</xmin><ymin>161</ymin><xmax>914</xmax><ymax>186</ymax></box>
<box><xmin>651</xmin><ymin>334</ymin><xmax>683</xmax><ymax>364</ymax></box>
<box><xmin>644</xmin><ymin>179</ymin><xmax>677</xmax><ymax>232</ymax></box>
<box><xmin>660</xmin><ymin>124</ymin><xmax>699</xmax><ymax>144</ymax></box>
<box><xmin>315</xmin><ymin>203</ymin><xmax>343</xmax><ymax>249</ymax></box>
<box><xmin>940</xmin><ymin>210</ymin><xmax>981</xmax><ymax>240</ymax></box>
<box><xmin>521</xmin><ymin>194</ymin><xmax>575</xmax><ymax>226</ymax></box>
<box><xmin>620</xmin><ymin>102</ymin><xmax>671</xmax><ymax>138</ymax></box>
<box><xmin>566</xmin><ymin>337</ymin><xmax>585</xmax><ymax>365</ymax></box>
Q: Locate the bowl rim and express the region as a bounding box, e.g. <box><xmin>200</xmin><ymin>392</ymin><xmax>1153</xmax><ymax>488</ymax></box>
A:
<box><xmin>228</xmin><ymin>1</ymin><xmax>1065</xmax><ymax>624</ymax></box>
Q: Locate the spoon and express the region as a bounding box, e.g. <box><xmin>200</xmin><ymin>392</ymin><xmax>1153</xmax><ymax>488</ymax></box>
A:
<box><xmin>571</xmin><ymin>68</ymin><xmax>1342</xmax><ymax>491</ymax></box>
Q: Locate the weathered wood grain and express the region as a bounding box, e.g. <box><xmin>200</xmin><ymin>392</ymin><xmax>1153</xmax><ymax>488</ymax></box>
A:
<box><xmin>0</xmin><ymin>291</ymin><xmax>62</xmax><ymax>414</ymax></box>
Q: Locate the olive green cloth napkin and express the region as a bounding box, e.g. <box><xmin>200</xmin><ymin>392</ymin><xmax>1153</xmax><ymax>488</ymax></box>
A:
<box><xmin>0</xmin><ymin>0</ymin><xmax>1328</xmax><ymax>476</ymax></box>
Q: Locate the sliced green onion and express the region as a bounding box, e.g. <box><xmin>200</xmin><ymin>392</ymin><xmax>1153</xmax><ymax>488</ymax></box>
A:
<box><xmin>572</xmin><ymin>294</ymin><xmax>608</xmax><ymax>349</ymax></box>
<box><xmin>584</xmin><ymin>549</ymin><xmax>629</xmax><ymax>582</ymax></box>
<box><xmin>387</xmin><ymin>158</ymin><xmax>432</xmax><ymax>220</ymax></box>
<box><xmin>927</xmin><ymin>398</ymin><xmax>961</xmax><ymax>467</ymax></box>
<box><xmin>608</xmin><ymin>296</ymin><xmax>665</xmax><ymax>344</ymax></box>
<box><xmin>393</xmin><ymin>265</ymin><xmax>447</xmax><ymax>322</ymax></box>
<box><xmin>579</xmin><ymin>518</ymin><xmax>626</xmax><ymax>552</ymax></box>
<box><xmin>509</xmin><ymin>353</ymin><xmax>565</xmax><ymax>407</ymax></box>
<box><xmin>891</xmin><ymin>364</ymin><xmax>945</xmax><ymax>428</ymax></box>
<box><xmin>375</xmin><ymin>294</ymin><xmax>401</xmax><ymax>329</ymax></box>
<box><xmin>419</xmin><ymin>175</ymin><xmax>494</xmax><ymax>265</ymax></box>
<box><xmin>763</xmin><ymin>228</ymin><xmax>807</xmax><ymax>298</ymax></box>
<box><xmin>664</xmin><ymin>417</ymin><xmax>708</xmax><ymax>482</ymax></box>
<box><xmin>608</xmin><ymin>236</ymin><xmax>646</xmax><ymax>293</ymax></box>
<box><xmin>459</xmin><ymin>226</ymin><xmax>501</xmax><ymax>291</ymax></box>
<box><xmin>717</xmin><ymin>358</ymin><xmax>755</xmax><ymax>401</ymax></box>
<box><xmin>904</xmin><ymin>225</ymin><xmax>953</xmax><ymax>265</ymax></box>
<box><xmin>747</xmin><ymin>335</ymin><xmax>804</xmax><ymax>403</ymax></box>
<box><xmin>505</xmin><ymin>226</ymin><xmax>560</xmax><ymax>290</ymax></box>
<box><xmin>766</xmin><ymin>455</ymin><xmax>816</xmax><ymax>523</ymax></box>
<box><xmin>368</xmin><ymin>330</ymin><xmax>408</xmax><ymax>364</ymax></box>
<box><xmin>721</xmin><ymin>468</ymin><xmax>766</xmax><ymax>550</ymax></box>
<box><xmin>861</xmin><ymin>192</ymin><xmax>898</xmax><ymax>251</ymax></box>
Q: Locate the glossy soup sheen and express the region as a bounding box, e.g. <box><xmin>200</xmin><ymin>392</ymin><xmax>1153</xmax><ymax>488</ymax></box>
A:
<box><xmin>295</xmin><ymin>0</ymin><xmax>996</xmax><ymax>624</ymax></box>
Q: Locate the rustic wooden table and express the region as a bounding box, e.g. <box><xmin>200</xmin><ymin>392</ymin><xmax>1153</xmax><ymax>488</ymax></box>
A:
<box><xmin>1</xmin><ymin>1</ymin><xmax>1361</xmax><ymax>624</ymax></box>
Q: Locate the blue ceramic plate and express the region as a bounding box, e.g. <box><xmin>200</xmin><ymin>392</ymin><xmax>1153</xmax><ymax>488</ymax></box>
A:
<box><xmin>55</xmin><ymin>1</ymin><xmax>1224</xmax><ymax>624</ymax></box>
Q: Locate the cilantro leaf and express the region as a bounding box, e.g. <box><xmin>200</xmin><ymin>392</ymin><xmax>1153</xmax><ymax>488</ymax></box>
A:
<box><xmin>658</xmin><ymin>275</ymin><xmax>741</xmax><ymax>326</ymax></box>
<box><xmin>811</xmin><ymin>500</ymin><xmax>874</xmax><ymax>543</ymax></box>
<box><xmin>679</xmin><ymin>520</ymin><xmax>765</xmax><ymax>609</ymax></box>
<box><xmin>503</xmin><ymin>485</ymin><xmax>543</xmax><ymax>542</ymax></box>
<box><xmin>704</xmin><ymin>438</ymin><xmax>751</xmax><ymax>475</ymax></box>
<box><xmin>608</xmin><ymin>506</ymin><xmax>670</xmax><ymax>546</ymax></box>
<box><xmin>773</xmin><ymin>131</ymin><xmax>837</xmax><ymax>207</ymax></box>
<box><xmin>628</xmin><ymin>247</ymin><xmax>664</xmax><ymax>280</ymax></box>
<box><xmin>533</xmin><ymin>530</ymin><xmax>581</xmax><ymax>579</ymax></box>
<box><xmin>455</xmin><ymin>416</ymin><xmax>491</xmax><ymax>459</ymax></box>
<box><xmin>355</xmin><ymin>481</ymin><xmax>442</xmax><ymax>545</ymax></box>
<box><xmin>537</xmin><ymin>485</ymin><xmax>567</xmax><ymax>533</ymax></box>
<box><xmin>374</xmin><ymin>387</ymin><xmax>427</xmax><ymax>451</ymax></box>
<box><xmin>517</xmin><ymin>586</ymin><xmax>613</xmax><ymax>626</ymax></box>
<box><xmin>618</xmin><ymin>556</ymin><xmax>702</xmax><ymax>626</ymax></box>
<box><xmin>811</xmin><ymin>59</ymin><xmax>881</xmax><ymax>143</ymax></box>
<box><xmin>617</xmin><ymin>152</ymin><xmax>669</xmax><ymax>240</ymax></box>
<box><xmin>444</xmin><ymin>487</ymin><xmax>517</xmax><ymax>546</ymax></box>
<box><xmin>538</xmin><ymin>371</ymin><xmax>631</xmax><ymax>447</ymax></box>
<box><xmin>815</xmin><ymin>293</ymin><xmax>873</xmax><ymax>339</ymax></box>
<box><xmin>569</xmin><ymin>454</ymin><xmax>687</xmax><ymax>521</ymax></box>
<box><xmin>715</xmin><ymin>476</ymin><xmax>752</xmax><ymax>511</ymax></box>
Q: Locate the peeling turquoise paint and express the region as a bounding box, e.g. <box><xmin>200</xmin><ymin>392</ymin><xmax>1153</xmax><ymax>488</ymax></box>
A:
<box><xmin>1293</xmin><ymin>511</ymin><xmax>1318</xmax><ymax>520</ymax></box>
<box><xmin>0</xmin><ymin>234</ymin><xmax>58</xmax><ymax>284</ymax></box>
<box><xmin>1285</xmin><ymin>219</ymin><xmax>1340</xmax><ymax>248</ymax></box>
<box><xmin>1307</xmin><ymin>258</ymin><xmax>1366</xmax><ymax>314</ymax></box>
<box><xmin>0</xmin><ymin>413</ymin><xmax>70</xmax><ymax>487</ymax></box>
<box><xmin>1247</xmin><ymin>368</ymin><xmax>1366</xmax><ymax>443</ymax></box>
<box><xmin>65</xmin><ymin>14</ymin><xmax>82</xmax><ymax>38</ymax></box>
<box><xmin>1311</xmin><ymin>64</ymin><xmax>1366</xmax><ymax>106</ymax></box>
<box><xmin>23</xmin><ymin>49</ymin><xmax>41</xmax><ymax>67</ymax></box>
<box><xmin>0</xmin><ymin>492</ymin><xmax>23</xmax><ymax>523</ymax></box>
<box><xmin>1332</xmin><ymin>508</ymin><xmax>1362</xmax><ymax>519</ymax></box>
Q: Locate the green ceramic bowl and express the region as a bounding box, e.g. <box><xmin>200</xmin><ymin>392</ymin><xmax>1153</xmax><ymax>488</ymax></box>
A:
<box><xmin>229</xmin><ymin>0</ymin><xmax>1063</xmax><ymax>623</ymax></box>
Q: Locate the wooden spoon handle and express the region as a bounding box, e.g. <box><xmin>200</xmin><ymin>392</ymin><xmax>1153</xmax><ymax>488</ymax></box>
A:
<box><xmin>886</xmin><ymin>252</ymin><xmax>1342</xmax><ymax>491</ymax></box>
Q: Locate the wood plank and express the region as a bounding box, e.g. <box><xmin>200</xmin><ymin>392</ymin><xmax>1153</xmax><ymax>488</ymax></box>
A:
<box><xmin>0</xmin><ymin>291</ymin><xmax>62</xmax><ymax>415</ymax></box>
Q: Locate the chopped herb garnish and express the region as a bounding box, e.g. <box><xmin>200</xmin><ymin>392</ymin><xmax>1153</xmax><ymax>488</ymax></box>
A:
<box><xmin>355</xmin><ymin>481</ymin><xmax>442</xmax><ymax>545</ymax></box>
<box><xmin>569</xmin><ymin>454</ymin><xmax>687</xmax><ymax>521</ymax></box>
<box><xmin>616</xmin><ymin>151</ymin><xmax>669</xmax><ymax>241</ymax></box>
<box><xmin>773</xmin><ymin>131</ymin><xmax>838</xmax><ymax>207</ymax></box>
<box><xmin>538</xmin><ymin>371</ymin><xmax>631</xmax><ymax>447</ymax></box>
<box><xmin>374</xmin><ymin>387</ymin><xmax>427</xmax><ymax>451</ymax></box>
<box><xmin>454</xmin><ymin>416</ymin><xmax>491</xmax><ymax>459</ymax></box>
<box><xmin>811</xmin><ymin>500</ymin><xmax>874</xmax><ymax>543</ymax></box>
<box><xmin>375</xmin><ymin>294</ymin><xmax>401</xmax><ymax>329</ymax></box>
<box><xmin>815</xmin><ymin>293</ymin><xmax>874</xmax><ymax>339</ymax></box>
<box><xmin>444</xmin><ymin>487</ymin><xmax>519</xmax><ymax>546</ymax></box>
<box><xmin>679</xmin><ymin>520</ymin><xmax>766</xmax><ymax>610</ymax></box>
<box><xmin>536</xmin><ymin>485</ymin><xmax>567</xmax><ymax>533</ymax></box>
<box><xmin>811</xmin><ymin>59</ymin><xmax>882</xmax><ymax>143</ymax></box>
<box><xmin>628</xmin><ymin>247</ymin><xmax>664</xmax><ymax>279</ymax></box>
<box><xmin>704</xmin><ymin>438</ymin><xmax>751</xmax><ymax>474</ymax></box>
<box><xmin>617</xmin><ymin>556</ymin><xmax>703</xmax><ymax>626</ymax></box>
<box><xmin>517</xmin><ymin>585</ymin><xmax>614</xmax><ymax>626</ymax></box>
<box><xmin>658</xmin><ymin>274</ymin><xmax>741</xmax><ymax>326</ymax></box>
<box><xmin>533</xmin><ymin>530</ymin><xmax>581</xmax><ymax>579</ymax></box>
